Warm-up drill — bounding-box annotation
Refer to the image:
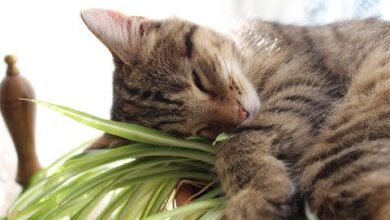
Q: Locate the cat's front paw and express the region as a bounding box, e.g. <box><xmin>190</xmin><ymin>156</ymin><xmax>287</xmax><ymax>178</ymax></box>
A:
<box><xmin>224</xmin><ymin>186</ymin><xmax>292</xmax><ymax>220</ymax></box>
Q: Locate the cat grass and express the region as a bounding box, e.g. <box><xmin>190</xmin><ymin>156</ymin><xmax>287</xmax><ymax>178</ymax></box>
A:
<box><xmin>6</xmin><ymin>100</ymin><xmax>318</xmax><ymax>220</ymax></box>
<box><xmin>7</xmin><ymin>100</ymin><xmax>224</xmax><ymax>220</ymax></box>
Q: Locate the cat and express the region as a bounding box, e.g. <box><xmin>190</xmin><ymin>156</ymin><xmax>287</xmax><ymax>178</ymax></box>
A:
<box><xmin>81</xmin><ymin>9</ymin><xmax>390</xmax><ymax>220</ymax></box>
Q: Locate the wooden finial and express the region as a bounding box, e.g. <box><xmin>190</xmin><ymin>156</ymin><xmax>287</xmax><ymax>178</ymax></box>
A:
<box><xmin>4</xmin><ymin>55</ymin><xmax>19</xmax><ymax>76</ymax></box>
<box><xmin>0</xmin><ymin>54</ymin><xmax>41</xmax><ymax>186</ymax></box>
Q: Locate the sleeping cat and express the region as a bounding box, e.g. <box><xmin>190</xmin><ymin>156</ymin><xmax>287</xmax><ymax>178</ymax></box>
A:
<box><xmin>81</xmin><ymin>9</ymin><xmax>390</xmax><ymax>220</ymax></box>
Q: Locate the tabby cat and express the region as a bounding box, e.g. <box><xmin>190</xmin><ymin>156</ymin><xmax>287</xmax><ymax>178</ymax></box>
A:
<box><xmin>81</xmin><ymin>9</ymin><xmax>390</xmax><ymax>220</ymax></box>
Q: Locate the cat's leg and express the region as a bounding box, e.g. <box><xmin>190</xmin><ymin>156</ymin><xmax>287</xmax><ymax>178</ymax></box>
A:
<box><xmin>216</xmin><ymin>130</ymin><xmax>295</xmax><ymax>220</ymax></box>
<box><xmin>298</xmin><ymin>55</ymin><xmax>390</xmax><ymax>220</ymax></box>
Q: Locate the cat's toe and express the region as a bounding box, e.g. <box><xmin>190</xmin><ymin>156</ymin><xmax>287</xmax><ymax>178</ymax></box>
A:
<box><xmin>224</xmin><ymin>187</ymin><xmax>292</xmax><ymax>220</ymax></box>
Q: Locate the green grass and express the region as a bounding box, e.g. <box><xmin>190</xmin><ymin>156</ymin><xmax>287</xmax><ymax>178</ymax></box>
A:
<box><xmin>7</xmin><ymin>100</ymin><xmax>225</xmax><ymax>220</ymax></box>
<box><xmin>6</xmin><ymin>100</ymin><xmax>319</xmax><ymax>220</ymax></box>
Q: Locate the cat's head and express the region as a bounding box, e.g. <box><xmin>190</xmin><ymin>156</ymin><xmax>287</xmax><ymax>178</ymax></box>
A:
<box><xmin>81</xmin><ymin>9</ymin><xmax>260</xmax><ymax>139</ymax></box>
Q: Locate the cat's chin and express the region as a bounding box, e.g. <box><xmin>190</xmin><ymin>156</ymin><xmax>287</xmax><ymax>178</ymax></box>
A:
<box><xmin>197</xmin><ymin>125</ymin><xmax>234</xmax><ymax>140</ymax></box>
<box><xmin>198</xmin><ymin>129</ymin><xmax>218</xmax><ymax>140</ymax></box>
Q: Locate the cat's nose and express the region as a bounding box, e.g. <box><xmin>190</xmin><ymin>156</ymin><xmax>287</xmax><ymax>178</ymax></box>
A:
<box><xmin>238</xmin><ymin>103</ymin><xmax>249</xmax><ymax>121</ymax></box>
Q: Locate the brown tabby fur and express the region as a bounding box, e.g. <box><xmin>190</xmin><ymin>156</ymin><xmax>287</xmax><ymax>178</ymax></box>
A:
<box><xmin>81</xmin><ymin>10</ymin><xmax>390</xmax><ymax>220</ymax></box>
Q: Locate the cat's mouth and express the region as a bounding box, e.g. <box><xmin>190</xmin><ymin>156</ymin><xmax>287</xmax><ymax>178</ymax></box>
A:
<box><xmin>196</xmin><ymin>102</ymin><xmax>252</xmax><ymax>140</ymax></box>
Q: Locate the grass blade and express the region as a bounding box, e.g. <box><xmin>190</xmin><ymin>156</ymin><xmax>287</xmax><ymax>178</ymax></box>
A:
<box><xmin>27</xmin><ymin>99</ymin><xmax>214</xmax><ymax>153</ymax></box>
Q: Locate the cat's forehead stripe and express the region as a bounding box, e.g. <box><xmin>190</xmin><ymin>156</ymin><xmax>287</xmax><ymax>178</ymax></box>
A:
<box><xmin>184</xmin><ymin>25</ymin><xmax>197</xmax><ymax>58</ymax></box>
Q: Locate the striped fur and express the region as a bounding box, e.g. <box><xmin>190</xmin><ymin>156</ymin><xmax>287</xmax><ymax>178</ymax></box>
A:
<box><xmin>218</xmin><ymin>19</ymin><xmax>390</xmax><ymax>220</ymax></box>
<box><xmin>82</xmin><ymin>10</ymin><xmax>390</xmax><ymax>220</ymax></box>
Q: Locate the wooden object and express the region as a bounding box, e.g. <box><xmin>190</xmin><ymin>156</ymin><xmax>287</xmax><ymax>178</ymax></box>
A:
<box><xmin>0</xmin><ymin>55</ymin><xmax>41</xmax><ymax>186</ymax></box>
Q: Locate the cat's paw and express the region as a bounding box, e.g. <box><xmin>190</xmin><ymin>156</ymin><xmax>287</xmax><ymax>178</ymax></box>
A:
<box><xmin>215</xmin><ymin>133</ymin><xmax>260</xmax><ymax>195</ymax></box>
<box><xmin>224</xmin><ymin>186</ymin><xmax>293</xmax><ymax>220</ymax></box>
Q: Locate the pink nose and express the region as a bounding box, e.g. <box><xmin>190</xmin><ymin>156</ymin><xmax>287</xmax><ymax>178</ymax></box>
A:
<box><xmin>238</xmin><ymin>103</ymin><xmax>249</xmax><ymax>121</ymax></box>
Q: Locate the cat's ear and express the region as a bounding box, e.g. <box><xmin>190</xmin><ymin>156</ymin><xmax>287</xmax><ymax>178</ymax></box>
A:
<box><xmin>81</xmin><ymin>9</ymin><xmax>158</xmax><ymax>64</ymax></box>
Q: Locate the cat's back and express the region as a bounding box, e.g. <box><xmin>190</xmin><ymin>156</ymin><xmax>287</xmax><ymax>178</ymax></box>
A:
<box><xmin>239</xmin><ymin>18</ymin><xmax>390</xmax><ymax>86</ymax></box>
<box><xmin>241</xmin><ymin>18</ymin><xmax>390</xmax><ymax>52</ymax></box>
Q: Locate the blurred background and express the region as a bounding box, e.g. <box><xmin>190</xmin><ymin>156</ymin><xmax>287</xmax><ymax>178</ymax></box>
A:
<box><xmin>1</xmin><ymin>0</ymin><xmax>389</xmax><ymax>216</ymax></box>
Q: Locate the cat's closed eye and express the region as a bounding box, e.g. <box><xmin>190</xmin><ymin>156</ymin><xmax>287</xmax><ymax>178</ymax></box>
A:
<box><xmin>191</xmin><ymin>70</ymin><xmax>212</xmax><ymax>95</ymax></box>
